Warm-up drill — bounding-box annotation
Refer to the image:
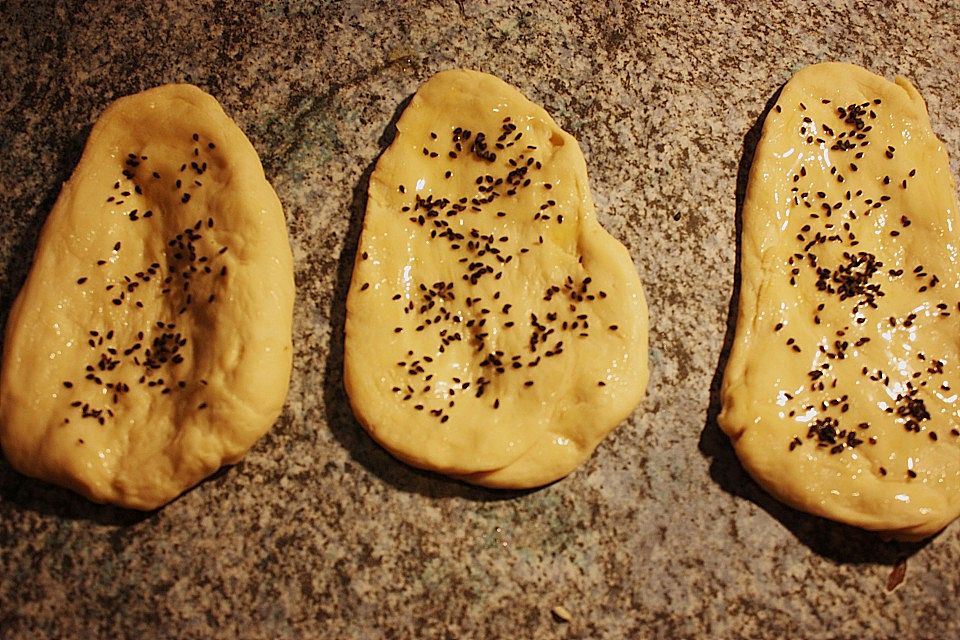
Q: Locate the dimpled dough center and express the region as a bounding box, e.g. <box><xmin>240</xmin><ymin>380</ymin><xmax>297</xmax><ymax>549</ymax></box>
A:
<box><xmin>719</xmin><ymin>63</ymin><xmax>960</xmax><ymax>540</ymax></box>
<box><xmin>0</xmin><ymin>85</ymin><xmax>294</xmax><ymax>510</ymax></box>
<box><xmin>345</xmin><ymin>69</ymin><xmax>649</xmax><ymax>488</ymax></box>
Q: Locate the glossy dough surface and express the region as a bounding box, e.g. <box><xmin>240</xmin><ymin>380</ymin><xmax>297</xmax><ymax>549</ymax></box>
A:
<box><xmin>0</xmin><ymin>85</ymin><xmax>294</xmax><ymax>510</ymax></box>
<box><xmin>720</xmin><ymin>63</ymin><xmax>960</xmax><ymax>539</ymax></box>
<box><xmin>345</xmin><ymin>69</ymin><xmax>648</xmax><ymax>488</ymax></box>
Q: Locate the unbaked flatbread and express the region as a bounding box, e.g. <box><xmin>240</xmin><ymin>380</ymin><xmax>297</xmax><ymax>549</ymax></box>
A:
<box><xmin>720</xmin><ymin>63</ymin><xmax>960</xmax><ymax>540</ymax></box>
<box><xmin>0</xmin><ymin>85</ymin><xmax>294</xmax><ymax>510</ymax></box>
<box><xmin>345</xmin><ymin>69</ymin><xmax>649</xmax><ymax>488</ymax></box>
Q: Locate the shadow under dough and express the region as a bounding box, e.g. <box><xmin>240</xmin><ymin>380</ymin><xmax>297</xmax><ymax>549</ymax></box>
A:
<box><xmin>319</xmin><ymin>93</ymin><xmax>534</xmax><ymax>503</ymax></box>
<box><xmin>697</xmin><ymin>84</ymin><xmax>931</xmax><ymax>565</ymax></box>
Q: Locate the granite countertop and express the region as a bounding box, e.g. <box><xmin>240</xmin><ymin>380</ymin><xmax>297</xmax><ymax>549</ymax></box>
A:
<box><xmin>1</xmin><ymin>1</ymin><xmax>958</xmax><ymax>638</ymax></box>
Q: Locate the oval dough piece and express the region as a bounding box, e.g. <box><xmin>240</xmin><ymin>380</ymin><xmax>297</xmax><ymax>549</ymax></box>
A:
<box><xmin>345</xmin><ymin>69</ymin><xmax>649</xmax><ymax>488</ymax></box>
<box><xmin>720</xmin><ymin>62</ymin><xmax>960</xmax><ymax>540</ymax></box>
<box><xmin>0</xmin><ymin>84</ymin><xmax>294</xmax><ymax>510</ymax></box>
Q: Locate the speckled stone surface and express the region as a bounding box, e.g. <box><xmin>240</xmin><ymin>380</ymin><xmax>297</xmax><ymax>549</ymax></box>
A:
<box><xmin>1</xmin><ymin>1</ymin><xmax>958</xmax><ymax>638</ymax></box>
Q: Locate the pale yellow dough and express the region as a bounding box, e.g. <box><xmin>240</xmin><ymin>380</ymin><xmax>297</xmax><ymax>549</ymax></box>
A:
<box><xmin>720</xmin><ymin>63</ymin><xmax>960</xmax><ymax>540</ymax></box>
<box><xmin>345</xmin><ymin>69</ymin><xmax>648</xmax><ymax>488</ymax></box>
<box><xmin>0</xmin><ymin>85</ymin><xmax>294</xmax><ymax>510</ymax></box>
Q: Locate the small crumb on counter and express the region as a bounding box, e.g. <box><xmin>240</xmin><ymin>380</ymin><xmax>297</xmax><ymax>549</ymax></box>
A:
<box><xmin>551</xmin><ymin>605</ymin><xmax>573</xmax><ymax>623</ymax></box>
<box><xmin>886</xmin><ymin>558</ymin><xmax>907</xmax><ymax>591</ymax></box>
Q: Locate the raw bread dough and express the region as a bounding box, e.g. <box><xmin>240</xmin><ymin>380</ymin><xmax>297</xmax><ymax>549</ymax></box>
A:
<box><xmin>345</xmin><ymin>69</ymin><xmax>649</xmax><ymax>488</ymax></box>
<box><xmin>0</xmin><ymin>84</ymin><xmax>294</xmax><ymax>510</ymax></box>
<box><xmin>720</xmin><ymin>63</ymin><xmax>960</xmax><ymax>540</ymax></box>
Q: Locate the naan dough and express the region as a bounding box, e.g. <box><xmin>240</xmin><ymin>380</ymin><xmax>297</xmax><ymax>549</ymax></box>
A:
<box><xmin>0</xmin><ymin>85</ymin><xmax>294</xmax><ymax>510</ymax></box>
<box><xmin>345</xmin><ymin>70</ymin><xmax>648</xmax><ymax>488</ymax></box>
<box><xmin>720</xmin><ymin>63</ymin><xmax>960</xmax><ymax>540</ymax></box>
